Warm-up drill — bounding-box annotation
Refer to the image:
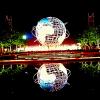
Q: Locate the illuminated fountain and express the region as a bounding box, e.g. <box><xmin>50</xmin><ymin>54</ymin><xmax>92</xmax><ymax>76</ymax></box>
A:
<box><xmin>33</xmin><ymin>63</ymin><xmax>71</xmax><ymax>92</ymax></box>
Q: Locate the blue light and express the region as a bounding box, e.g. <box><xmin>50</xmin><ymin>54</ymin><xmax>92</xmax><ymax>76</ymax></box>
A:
<box><xmin>22</xmin><ymin>32</ymin><xmax>33</xmax><ymax>40</ymax></box>
<box><xmin>25</xmin><ymin>32</ymin><xmax>33</xmax><ymax>39</ymax></box>
<box><xmin>39</xmin><ymin>18</ymin><xmax>49</xmax><ymax>24</ymax></box>
<box><xmin>39</xmin><ymin>80</ymin><xmax>53</xmax><ymax>92</ymax></box>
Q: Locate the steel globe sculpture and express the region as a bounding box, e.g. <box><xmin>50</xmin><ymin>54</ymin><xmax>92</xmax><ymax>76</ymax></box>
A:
<box><xmin>34</xmin><ymin>63</ymin><xmax>71</xmax><ymax>92</ymax></box>
<box><xmin>34</xmin><ymin>17</ymin><xmax>70</xmax><ymax>46</ymax></box>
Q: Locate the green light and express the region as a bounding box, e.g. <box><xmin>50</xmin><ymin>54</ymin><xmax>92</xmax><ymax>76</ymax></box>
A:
<box><xmin>22</xmin><ymin>35</ymin><xmax>27</xmax><ymax>40</ymax></box>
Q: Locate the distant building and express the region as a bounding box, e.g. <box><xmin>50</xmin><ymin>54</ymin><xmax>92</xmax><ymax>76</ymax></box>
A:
<box><xmin>88</xmin><ymin>12</ymin><xmax>94</xmax><ymax>26</ymax></box>
<box><xmin>5</xmin><ymin>15</ymin><xmax>13</xmax><ymax>32</ymax></box>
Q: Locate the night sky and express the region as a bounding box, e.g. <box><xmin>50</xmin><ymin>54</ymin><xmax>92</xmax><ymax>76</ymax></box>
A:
<box><xmin>0</xmin><ymin>0</ymin><xmax>99</xmax><ymax>36</ymax></box>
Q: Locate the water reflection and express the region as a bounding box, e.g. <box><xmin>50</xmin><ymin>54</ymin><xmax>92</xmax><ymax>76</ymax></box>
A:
<box><xmin>81</xmin><ymin>61</ymin><xmax>100</xmax><ymax>75</ymax></box>
<box><xmin>0</xmin><ymin>64</ymin><xmax>27</xmax><ymax>76</ymax></box>
<box><xmin>0</xmin><ymin>61</ymin><xmax>100</xmax><ymax>97</ymax></box>
<box><xmin>33</xmin><ymin>63</ymin><xmax>71</xmax><ymax>92</ymax></box>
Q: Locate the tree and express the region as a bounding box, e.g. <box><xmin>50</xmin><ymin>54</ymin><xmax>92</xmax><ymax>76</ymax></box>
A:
<box><xmin>0</xmin><ymin>30</ymin><xmax>27</xmax><ymax>52</ymax></box>
<box><xmin>11</xmin><ymin>32</ymin><xmax>26</xmax><ymax>51</ymax></box>
<box><xmin>77</xmin><ymin>27</ymin><xmax>100</xmax><ymax>50</ymax></box>
<box><xmin>0</xmin><ymin>38</ymin><xmax>10</xmax><ymax>52</ymax></box>
<box><xmin>0</xmin><ymin>41</ymin><xmax>4</xmax><ymax>52</ymax></box>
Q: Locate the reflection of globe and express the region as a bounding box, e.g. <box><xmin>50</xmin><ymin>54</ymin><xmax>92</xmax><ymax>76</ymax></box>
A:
<box><xmin>35</xmin><ymin>17</ymin><xmax>69</xmax><ymax>46</ymax></box>
<box><xmin>35</xmin><ymin>63</ymin><xmax>71</xmax><ymax>92</ymax></box>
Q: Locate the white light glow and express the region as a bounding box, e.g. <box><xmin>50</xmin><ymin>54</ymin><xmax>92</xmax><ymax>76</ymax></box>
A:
<box><xmin>35</xmin><ymin>63</ymin><xmax>71</xmax><ymax>92</ymax></box>
<box><xmin>36</xmin><ymin>25</ymin><xmax>54</xmax><ymax>44</ymax></box>
<box><xmin>17</xmin><ymin>44</ymin><xmax>81</xmax><ymax>52</ymax></box>
<box><xmin>35</xmin><ymin>17</ymin><xmax>68</xmax><ymax>46</ymax></box>
<box><xmin>38</xmin><ymin>65</ymin><xmax>56</xmax><ymax>83</ymax></box>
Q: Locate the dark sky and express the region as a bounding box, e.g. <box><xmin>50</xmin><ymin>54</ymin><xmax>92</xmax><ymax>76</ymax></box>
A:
<box><xmin>0</xmin><ymin>0</ymin><xmax>99</xmax><ymax>35</ymax></box>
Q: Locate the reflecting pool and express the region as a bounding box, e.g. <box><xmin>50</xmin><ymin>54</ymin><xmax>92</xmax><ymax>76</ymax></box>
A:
<box><xmin>0</xmin><ymin>60</ymin><xmax>100</xmax><ymax>98</ymax></box>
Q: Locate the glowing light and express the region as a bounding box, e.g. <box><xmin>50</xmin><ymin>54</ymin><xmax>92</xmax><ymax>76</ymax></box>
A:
<box><xmin>38</xmin><ymin>65</ymin><xmax>56</xmax><ymax>83</ymax></box>
<box><xmin>36</xmin><ymin>25</ymin><xmax>54</xmax><ymax>44</ymax></box>
<box><xmin>35</xmin><ymin>17</ymin><xmax>69</xmax><ymax>46</ymax></box>
<box><xmin>34</xmin><ymin>63</ymin><xmax>71</xmax><ymax>92</ymax></box>
<box><xmin>17</xmin><ymin>44</ymin><xmax>81</xmax><ymax>52</ymax></box>
<box><xmin>22</xmin><ymin>35</ymin><xmax>27</xmax><ymax>40</ymax></box>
